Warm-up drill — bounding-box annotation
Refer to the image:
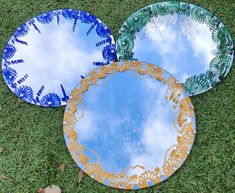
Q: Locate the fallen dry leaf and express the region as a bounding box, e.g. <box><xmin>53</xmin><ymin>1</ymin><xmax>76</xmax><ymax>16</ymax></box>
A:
<box><xmin>78</xmin><ymin>170</ymin><xmax>84</xmax><ymax>183</ymax></box>
<box><xmin>38</xmin><ymin>188</ymin><xmax>45</xmax><ymax>193</ymax></box>
<box><xmin>59</xmin><ymin>163</ymin><xmax>66</xmax><ymax>173</ymax></box>
<box><xmin>44</xmin><ymin>185</ymin><xmax>61</xmax><ymax>193</ymax></box>
<box><xmin>0</xmin><ymin>147</ymin><xmax>4</xmax><ymax>153</ymax></box>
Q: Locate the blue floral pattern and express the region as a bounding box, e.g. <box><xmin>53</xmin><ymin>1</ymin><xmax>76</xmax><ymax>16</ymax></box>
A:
<box><xmin>80</xmin><ymin>11</ymin><xmax>96</xmax><ymax>23</ymax></box>
<box><xmin>96</xmin><ymin>23</ymin><xmax>111</xmax><ymax>38</ymax></box>
<box><xmin>40</xmin><ymin>93</ymin><xmax>61</xmax><ymax>106</ymax></box>
<box><xmin>1</xmin><ymin>9</ymin><xmax>116</xmax><ymax>107</ymax></box>
<box><xmin>36</xmin><ymin>12</ymin><xmax>54</xmax><ymax>24</ymax></box>
<box><xmin>15</xmin><ymin>85</ymin><xmax>34</xmax><ymax>102</ymax></box>
<box><xmin>3</xmin><ymin>44</ymin><xmax>16</xmax><ymax>60</ymax></box>
<box><xmin>61</xmin><ymin>9</ymin><xmax>79</xmax><ymax>20</ymax></box>
<box><xmin>2</xmin><ymin>67</ymin><xmax>17</xmax><ymax>85</ymax></box>
<box><xmin>102</xmin><ymin>44</ymin><xmax>117</xmax><ymax>62</ymax></box>
<box><xmin>14</xmin><ymin>23</ymin><xmax>29</xmax><ymax>37</ymax></box>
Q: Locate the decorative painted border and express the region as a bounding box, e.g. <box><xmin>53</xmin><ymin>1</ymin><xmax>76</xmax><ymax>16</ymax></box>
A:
<box><xmin>116</xmin><ymin>1</ymin><xmax>234</xmax><ymax>96</ymax></box>
<box><xmin>2</xmin><ymin>9</ymin><xmax>117</xmax><ymax>107</ymax></box>
<box><xmin>63</xmin><ymin>61</ymin><xmax>196</xmax><ymax>190</ymax></box>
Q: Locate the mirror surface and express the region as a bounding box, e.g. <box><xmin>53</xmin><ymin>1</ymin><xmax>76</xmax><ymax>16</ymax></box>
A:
<box><xmin>64</xmin><ymin>62</ymin><xmax>196</xmax><ymax>189</ymax></box>
<box><xmin>116</xmin><ymin>2</ymin><xmax>234</xmax><ymax>96</ymax></box>
<box><xmin>2</xmin><ymin>9</ymin><xmax>116</xmax><ymax>106</ymax></box>
<box><xmin>133</xmin><ymin>14</ymin><xmax>216</xmax><ymax>83</ymax></box>
<box><xmin>76</xmin><ymin>71</ymin><xmax>178</xmax><ymax>173</ymax></box>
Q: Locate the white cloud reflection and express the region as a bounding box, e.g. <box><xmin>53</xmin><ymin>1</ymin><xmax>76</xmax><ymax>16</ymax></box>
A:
<box><xmin>10</xmin><ymin>14</ymin><xmax>108</xmax><ymax>100</ymax></box>
<box><xmin>74</xmin><ymin>72</ymin><xmax>178</xmax><ymax>174</ymax></box>
<box><xmin>133</xmin><ymin>14</ymin><xmax>217</xmax><ymax>82</ymax></box>
<box><xmin>126</xmin><ymin>79</ymin><xmax>177</xmax><ymax>175</ymax></box>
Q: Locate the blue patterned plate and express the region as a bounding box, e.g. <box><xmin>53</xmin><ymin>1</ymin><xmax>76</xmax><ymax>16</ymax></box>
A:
<box><xmin>116</xmin><ymin>2</ymin><xmax>234</xmax><ymax>96</ymax></box>
<box><xmin>2</xmin><ymin>9</ymin><xmax>116</xmax><ymax>107</ymax></box>
<box><xmin>64</xmin><ymin>61</ymin><xmax>196</xmax><ymax>190</ymax></box>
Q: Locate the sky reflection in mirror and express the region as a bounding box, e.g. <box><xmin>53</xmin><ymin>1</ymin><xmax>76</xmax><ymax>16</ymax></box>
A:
<box><xmin>133</xmin><ymin>14</ymin><xmax>217</xmax><ymax>82</ymax></box>
<box><xmin>74</xmin><ymin>70</ymin><xmax>178</xmax><ymax>174</ymax></box>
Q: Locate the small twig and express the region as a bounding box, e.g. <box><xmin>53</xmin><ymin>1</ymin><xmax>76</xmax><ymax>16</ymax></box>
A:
<box><xmin>209</xmin><ymin>6</ymin><xmax>213</xmax><ymax>13</ymax></box>
<box><xmin>0</xmin><ymin>173</ymin><xmax>22</xmax><ymax>186</ymax></box>
<box><xmin>209</xmin><ymin>5</ymin><xmax>219</xmax><ymax>15</ymax></box>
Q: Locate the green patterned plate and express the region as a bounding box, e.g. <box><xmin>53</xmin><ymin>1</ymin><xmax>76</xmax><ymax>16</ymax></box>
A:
<box><xmin>116</xmin><ymin>1</ymin><xmax>234</xmax><ymax>96</ymax></box>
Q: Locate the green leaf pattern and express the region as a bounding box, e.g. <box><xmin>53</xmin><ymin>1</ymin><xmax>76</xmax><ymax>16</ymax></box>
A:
<box><xmin>116</xmin><ymin>1</ymin><xmax>234</xmax><ymax>95</ymax></box>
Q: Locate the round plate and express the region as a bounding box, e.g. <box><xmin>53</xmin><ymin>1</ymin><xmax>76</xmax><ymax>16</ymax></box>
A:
<box><xmin>116</xmin><ymin>2</ymin><xmax>234</xmax><ymax>96</ymax></box>
<box><xmin>2</xmin><ymin>9</ymin><xmax>116</xmax><ymax>107</ymax></box>
<box><xmin>63</xmin><ymin>61</ymin><xmax>196</xmax><ymax>190</ymax></box>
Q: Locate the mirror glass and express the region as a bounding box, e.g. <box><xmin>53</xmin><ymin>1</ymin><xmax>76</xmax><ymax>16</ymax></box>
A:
<box><xmin>2</xmin><ymin>9</ymin><xmax>116</xmax><ymax>106</ymax></box>
<box><xmin>64</xmin><ymin>62</ymin><xmax>196</xmax><ymax>189</ymax></box>
<box><xmin>116</xmin><ymin>2</ymin><xmax>234</xmax><ymax>96</ymax></box>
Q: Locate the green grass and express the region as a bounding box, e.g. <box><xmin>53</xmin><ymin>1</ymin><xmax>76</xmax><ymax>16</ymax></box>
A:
<box><xmin>0</xmin><ymin>0</ymin><xmax>234</xmax><ymax>192</ymax></box>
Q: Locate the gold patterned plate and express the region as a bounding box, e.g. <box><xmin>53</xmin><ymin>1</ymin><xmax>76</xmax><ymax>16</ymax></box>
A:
<box><xmin>63</xmin><ymin>61</ymin><xmax>196</xmax><ymax>190</ymax></box>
